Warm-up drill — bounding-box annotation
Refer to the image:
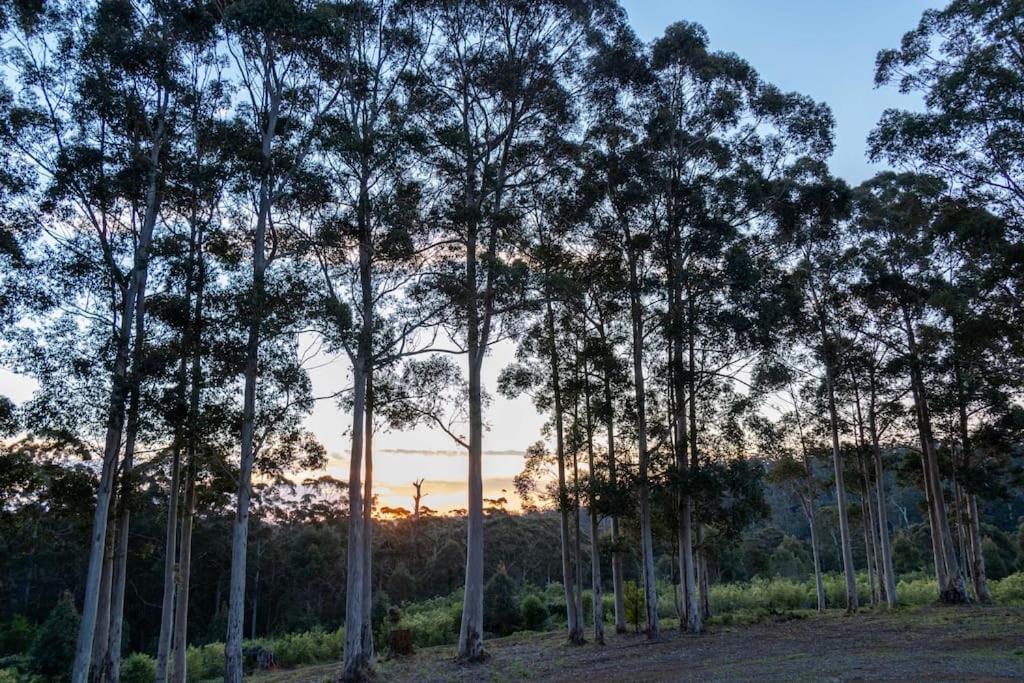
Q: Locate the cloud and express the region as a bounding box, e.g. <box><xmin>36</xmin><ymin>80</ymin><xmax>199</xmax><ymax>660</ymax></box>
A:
<box><xmin>379</xmin><ymin>448</ymin><xmax>524</xmax><ymax>457</ymax></box>
<box><xmin>382</xmin><ymin>477</ymin><xmax>516</xmax><ymax>496</ymax></box>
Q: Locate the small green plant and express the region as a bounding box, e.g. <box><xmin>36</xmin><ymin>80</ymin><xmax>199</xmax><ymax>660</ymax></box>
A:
<box><xmin>483</xmin><ymin>565</ymin><xmax>521</xmax><ymax>636</ymax></box>
<box><xmin>29</xmin><ymin>592</ymin><xmax>79</xmax><ymax>681</ymax></box>
<box><xmin>520</xmin><ymin>594</ymin><xmax>547</xmax><ymax>631</ymax></box>
<box><xmin>120</xmin><ymin>653</ymin><xmax>156</xmax><ymax>683</ymax></box>
<box><xmin>0</xmin><ymin>616</ymin><xmax>35</xmax><ymax>657</ymax></box>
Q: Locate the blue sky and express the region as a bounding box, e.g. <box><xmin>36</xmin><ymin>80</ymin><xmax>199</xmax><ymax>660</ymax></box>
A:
<box><xmin>620</xmin><ymin>0</ymin><xmax>941</xmax><ymax>184</ymax></box>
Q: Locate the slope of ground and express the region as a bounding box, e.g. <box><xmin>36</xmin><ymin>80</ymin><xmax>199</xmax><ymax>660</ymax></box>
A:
<box><xmin>254</xmin><ymin>605</ymin><xmax>1024</xmax><ymax>682</ymax></box>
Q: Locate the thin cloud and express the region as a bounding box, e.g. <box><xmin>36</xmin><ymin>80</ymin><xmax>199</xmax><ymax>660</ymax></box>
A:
<box><xmin>379</xmin><ymin>448</ymin><xmax>524</xmax><ymax>457</ymax></box>
<box><xmin>384</xmin><ymin>477</ymin><xmax>516</xmax><ymax>495</ymax></box>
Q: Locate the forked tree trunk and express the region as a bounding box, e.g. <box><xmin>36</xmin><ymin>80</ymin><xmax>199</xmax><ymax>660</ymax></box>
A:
<box><xmin>72</xmin><ymin>111</ymin><xmax>165</xmax><ymax>683</ymax></box>
<box><xmin>225</xmin><ymin>152</ymin><xmax>273</xmax><ymax>683</ymax></box>
<box><xmin>903</xmin><ymin>311</ymin><xmax>968</xmax><ymax>603</ymax></box>
<box><xmin>102</xmin><ymin>284</ymin><xmax>148</xmax><ymax>683</ymax></box>
<box><xmin>953</xmin><ymin>350</ymin><xmax>990</xmax><ymax>602</ymax></box>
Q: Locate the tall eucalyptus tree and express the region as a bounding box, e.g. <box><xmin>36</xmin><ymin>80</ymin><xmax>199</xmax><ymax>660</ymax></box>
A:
<box><xmin>415</xmin><ymin>0</ymin><xmax>618</xmax><ymax>657</ymax></box>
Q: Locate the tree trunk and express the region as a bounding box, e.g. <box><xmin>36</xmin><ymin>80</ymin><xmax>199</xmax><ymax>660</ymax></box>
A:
<box><xmin>792</xmin><ymin>389</ymin><xmax>826</xmax><ymax>611</ymax></box>
<box><xmin>341</xmin><ymin>354</ymin><xmax>367</xmax><ymax>679</ymax></box>
<box><xmin>171</xmin><ymin>233</ymin><xmax>205</xmax><ymax>683</ymax></box>
<box><xmin>626</xmin><ymin>243</ymin><xmax>659</xmax><ymax>639</ymax></box>
<box><xmin>966</xmin><ymin>494</ymin><xmax>990</xmax><ymax>602</ymax></box>
<box><xmin>568</xmin><ymin>347</ymin><xmax>585</xmax><ymax>623</ymax></box>
<box><xmin>170</xmin><ymin>466</ymin><xmax>196</xmax><ymax>683</ymax></box>
<box><xmin>155</xmin><ymin>435</ymin><xmax>184</xmax><ymax>681</ymax></box>
<box><xmin>903</xmin><ymin>311</ymin><xmax>968</xmax><ymax>603</ymax></box>
<box><xmin>952</xmin><ymin>349</ymin><xmax>990</xmax><ymax>602</ymax></box>
<box><xmin>697</xmin><ymin>526</ymin><xmax>710</xmax><ymax>620</ymax></box>
<box><xmin>672</xmin><ymin>291</ymin><xmax>700</xmax><ymax>633</ymax></box>
<box><xmin>867</xmin><ymin>389</ymin><xmax>896</xmax><ymax>607</ymax></box>
<box><xmin>458</xmin><ymin>346</ymin><xmax>485</xmax><ymax>659</ymax></box>
<box><xmin>804</xmin><ymin>499</ymin><xmax>826</xmax><ymax>611</ymax></box>
<box><xmin>225</xmin><ymin>161</ymin><xmax>272</xmax><ymax>683</ymax></box>
<box><xmin>582</xmin><ymin>350</ymin><xmax>605</xmax><ymax>645</ymax></box>
<box><xmin>72</xmin><ymin>112</ymin><xmax>165</xmax><ymax>683</ymax></box>
<box><xmin>823</xmin><ymin>356</ymin><xmax>858</xmax><ymax>611</ymax></box>
<box><xmin>547</xmin><ymin>302</ymin><xmax>584</xmax><ymax>644</ymax></box>
<box><xmin>91</xmin><ymin>525</ymin><xmax>115</xmax><ymax>680</ymax></box>
<box><xmin>101</xmin><ymin>282</ymin><xmax>148</xmax><ymax>683</ymax></box>
<box><xmin>599</xmin><ymin>338</ymin><xmax>626</xmax><ymax>634</ymax></box>
<box><xmin>361</xmin><ymin>371</ymin><xmax>375</xmax><ymax>664</ymax></box>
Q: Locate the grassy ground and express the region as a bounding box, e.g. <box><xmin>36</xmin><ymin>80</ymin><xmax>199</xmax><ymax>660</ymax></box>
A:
<box><xmin>252</xmin><ymin>605</ymin><xmax>1024</xmax><ymax>682</ymax></box>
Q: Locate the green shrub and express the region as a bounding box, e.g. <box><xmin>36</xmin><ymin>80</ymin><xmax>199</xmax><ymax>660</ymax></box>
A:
<box><xmin>0</xmin><ymin>668</ymin><xmax>19</xmax><ymax>683</ymax></box>
<box><xmin>29</xmin><ymin>592</ymin><xmax>79</xmax><ymax>680</ymax></box>
<box><xmin>0</xmin><ymin>617</ymin><xmax>35</xmax><ymax>657</ymax></box>
<box><xmin>894</xmin><ymin>574</ymin><xmax>938</xmax><ymax>606</ymax></box>
<box><xmin>623</xmin><ymin>581</ymin><xmax>645</xmax><ymax>632</ymax></box>
<box><xmin>982</xmin><ymin>538</ymin><xmax>1011</xmax><ymax>580</ymax></box>
<box><xmin>520</xmin><ymin>595</ymin><xmax>547</xmax><ymax>631</ymax></box>
<box><xmin>120</xmin><ymin>653</ymin><xmax>156</xmax><ymax>683</ymax></box>
<box><xmin>991</xmin><ymin>572</ymin><xmax>1024</xmax><ymax>603</ymax></box>
<box><xmin>483</xmin><ymin>567</ymin><xmax>520</xmax><ymax>636</ymax></box>
<box><xmin>266</xmin><ymin>627</ymin><xmax>344</xmax><ymax>667</ymax></box>
<box><xmin>185</xmin><ymin>643</ymin><xmax>223</xmax><ymax>682</ymax></box>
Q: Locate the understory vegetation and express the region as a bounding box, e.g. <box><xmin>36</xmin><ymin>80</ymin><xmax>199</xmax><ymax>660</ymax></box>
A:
<box><xmin>4</xmin><ymin>571</ymin><xmax>1023</xmax><ymax>681</ymax></box>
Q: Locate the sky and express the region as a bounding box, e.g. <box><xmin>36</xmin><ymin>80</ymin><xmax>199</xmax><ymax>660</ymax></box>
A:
<box><xmin>2</xmin><ymin>0</ymin><xmax>942</xmax><ymax>514</ymax></box>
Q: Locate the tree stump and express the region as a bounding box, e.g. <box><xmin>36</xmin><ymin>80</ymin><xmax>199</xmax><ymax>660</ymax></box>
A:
<box><xmin>389</xmin><ymin>628</ymin><xmax>414</xmax><ymax>656</ymax></box>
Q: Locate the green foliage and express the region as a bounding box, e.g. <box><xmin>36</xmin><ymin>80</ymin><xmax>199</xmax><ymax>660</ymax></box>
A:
<box><xmin>892</xmin><ymin>529</ymin><xmax>926</xmax><ymax>574</ymax></box>
<box><xmin>623</xmin><ymin>581</ymin><xmax>646</xmax><ymax>632</ymax></box>
<box><xmin>520</xmin><ymin>594</ymin><xmax>547</xmax><ymax>631</ymax></box>
<box><xmin>260</xmin><ymin>627</ymin><xmax>344</xmax><ymax>667</ymax></box>
<box><xmin>0</xmin><ymin>668</ymin><xmax>19</xmax><ymax>683</ymax></box>
<box><xmin>0</xmin><ymin>617</ymin><xmax>34</xmax><ymax>657</ymax></box>
<box><xmin>990</xmin><ymin>572</ymin><xmax>1024</xmax><ymax>604</ymax></box>
<box><xmin>28</xmin><ymin>593</ymin><xmax>78</xmax><ymax>681</ymax></box>
<box><xmin>184</xmin><ymin>644</ymin><xmax>224</xmax><ymax>683</ymax></box>
<box><xmin>483</xmin><ymin>566</ymin><xmax>520</xmax><ymax>636</ymax></box>
<box><xmin>388</xmin><ymin>564</ymin><xmax>416</xmax><ymax>604</ymax></box>
<box><xmin>119</xmin><ymin>653</ymin><xmax>156</xmax><ymax>683</ymax></box>
<box><xmin>769</xmin><ymin>536</ymin><xmax>811</xmax><ymax>580</ymax></box>
<box><xmin>983</xmin><ymin>538</ymin><xmax>1010</xmax><ymax>581</ymax></box>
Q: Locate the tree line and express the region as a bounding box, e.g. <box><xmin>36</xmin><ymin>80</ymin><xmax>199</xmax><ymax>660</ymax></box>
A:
<box><xmin>0</xmin><ymin>0</ymin><xmax>1022</xmax><ymax>681</ymax></box>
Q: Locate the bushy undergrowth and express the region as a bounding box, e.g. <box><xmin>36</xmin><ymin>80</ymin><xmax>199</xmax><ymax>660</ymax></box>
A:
<box><xmin>4</xmin><ymin>572</ymin><xmax>1021</xmax><ymax>681</ymax></box>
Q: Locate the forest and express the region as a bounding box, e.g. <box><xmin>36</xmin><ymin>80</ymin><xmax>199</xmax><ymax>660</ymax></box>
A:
<box><xmin>0</xmin><ymin>0</ymin><xmax>1023</xmax><ymax>681</ymax></box>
